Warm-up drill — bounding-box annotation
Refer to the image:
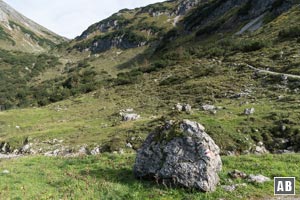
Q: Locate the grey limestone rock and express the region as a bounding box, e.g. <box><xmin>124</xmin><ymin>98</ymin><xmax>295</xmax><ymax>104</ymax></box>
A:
<box><xmin>134</xmin><ymin>119</ymin><xmax>222</xmax><ymax>192</ymax></box>
<box><xmin>248</xmin><ymin>174</ymin><xmax>270</xmax><ymax>183</ymax></box>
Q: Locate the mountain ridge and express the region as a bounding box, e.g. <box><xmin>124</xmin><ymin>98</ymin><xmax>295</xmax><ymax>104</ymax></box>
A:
<box><xmin>0</xmin><ymin>0</ymin><xmax>66</xmax><ymax>52</ymax></box>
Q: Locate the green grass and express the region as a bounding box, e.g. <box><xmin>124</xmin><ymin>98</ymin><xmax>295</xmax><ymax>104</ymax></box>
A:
<box><xmin>0</xmin><ymin>153</ymin><xmax>299</xmax><ymax>199</ymax></box>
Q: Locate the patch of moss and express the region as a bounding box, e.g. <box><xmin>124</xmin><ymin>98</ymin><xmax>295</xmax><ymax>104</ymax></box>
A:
<box><xmin>153</xmin><ymin>121</ymin><xmax>185</xmax><ymax>142</ymax></box>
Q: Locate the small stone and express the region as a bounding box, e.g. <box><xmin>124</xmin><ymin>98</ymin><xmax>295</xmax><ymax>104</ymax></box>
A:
<box><xmin>228</xmin><ymin>170</ymin><xmax>247</xmax><ymax>179</ymax></box>
<box><xmin>281</xmin><ymin>125</ymin><xmax>287</xmax><ymax>132</ymax></box>
<box><xmin>119</xmin><ymin>148</ymin><xmax>124</xmax><ymax>154</ymax></box>
<box><xmin>221</xmin><ymin>185</ymin><xmax>236</xmax><ymax>192</ymax></box>
<box><xmin>244</xmin><ymin>108</ymin><xmax>255</xmax><ymax>115</ymax></box>
<box><xmin>126</xmin><ymin>143</ymin><xmax>133</xmax><ymax>148</ymax></box>
<box><xmin>13</xmin><ymin>149</ymin><xmax>19</xmax><ymax>154</ymax></box>
<box><xmin>2</xmin><ymin>170</ymin><xmax>9</xmax><ymax>174</ymax></box>
<box><xmin>44</xmin><ymin>151</ymin><xmax>54</xmax><ymax>157</ymax></box>
<box><xmin>182</xmin><ymin>104</ymin><xmax>192</xmax><ymax>113</ymax></box>
<box><xmin>120</xmin><ymin>113</ymin><xmax>140</xmax><ymax>121</ymax></box>
<box><xmin>53</xmin><ymin>149</ymin><xmax>60</xmax><ymax>156</ymax></box>
<box><xmin>91</xmin><ymin>146</ymin><xmax>101</xmax><ymax>155</ymax></box>
<box><xmin>248</xmin><ymin>174</ymin><xmax>270</xmax><ymax>183</ymax></box>
<box><xmin>210</xmin><ymin>110</ymin><xmax>217</xmax><ymax>115</ymax></box>
<box><xmin>257</xmin><ymin>141</ymin><xmax>263</xmax><ymax>146</ymax></box>
<box><xmin>175</xmin><ymin>103</ymin><xmax>183</xmax><ymax>111</ymax></box>
<box><xmin>21</xmin><ymin>144</ymin><xmax>31</xmax><ymax>154</ymax></box>
<box><xmin>78</xmin><ymin>146</ymin><xmax>90</xmax><ymax>155</ymax></box>
<box><xmin>202</xmin><ymin>104</ymin><xmax>216</xmax><ymax>111</ymax></box>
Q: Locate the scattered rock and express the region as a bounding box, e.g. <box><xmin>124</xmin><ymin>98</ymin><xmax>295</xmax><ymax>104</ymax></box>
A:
<box><xmin>13</xmin><ymin>149</ymin><xmax>19</xmax><ymax>154</ymax></box>
<box><xmin>20</xmin><ymin>143</ymin><xmax>32</xmax><ymax>154</ymax></box>
<box><xmin>244</xmin><ymin>108</ymin><xmax>255</xmax><ymax>115</ymax></box>
<box><xmin>78</xmin><ymin>146</ymin><xmax>90</xmax><ymax>155</ymax></box>
<box><xmin>175</xmin><ymin>103</ymin><xmax>183</xmax><ymax>111</ymax></box>
<box><xmin>202</xmin><ymin>104</ymin><xmax>216</xmax><ymax>111</ymax></box>
<box><xmin>221</xmin><ymin>183</ymin><xmax>247</xmax><ymax>192</ymax></box>
<box><xmin>276</xmin><ymin>149</ymin><xmax>295</xmax><ymax>154</ymax></box>
<box><xmin>44</xmin><ymin>147</ymin><xmax>73</xmax><ymax>157</ymax></box>
<box><xmin>210</xmin><ymin>110</ymin><xmax>217</xmax><ymax>115</ymax></box>
<box><xmin>126</xmin><ymin>143</ymin><xmax>133</xmax><ymax>148</ymax></box>
<box><xmin>120</xmin><ymin>113</ymin><xmax>140</xmax><ymax>121</ymax></box>
<box><xmin>0</xmin><ymin>142</ymin><xmax>11</xmax><ymax>154</ymax></box>
<box><xmin>119</xmin><ymin>148</ymin><xmax>124</xmax><ymax>154</ymax></box>
<box><xmin>174</xmin><ymin>103</ymin><xmax>192</xmax><ymax>113</ymax></box>
<box><xmin>134</xmin><ymin>119</ymin><xmax>222</xmax><ymax>192</ymax></box>
<box><xmin>221</xmin><ymin>185</ymin><xmax>236</xmax><ymax>192</ymax></box>
<box><xmin>248</xmin><ymin>174</ymin><xmax>270</xmax><ymax>183</ymax></box>
<box><xmin>281</xmin><ymin>74</ymin><xmax>288</xmax><ymax>81</ymax></box>
<box><xmin>120</xmin><ymin>108</ymin><xmax>134</xmax><ymax>113</ymax></box>
<box><xmin>2</xmin><ymin>170</ymin><xmax>9</xmax><ymax>174</ymax></box>
<box><xmin>231</xmin><ymin>92</ymin><xmax>250</xmax><ymax>99</ymax></box>
<box><xmin>253</xmin><ymin>142</ymin><xmax>269</xmax><ymax>154</ymax></box>
<box><xmin>182</xmin><ymin>104</ymin><xmax>192</xmax><ymax>113</ymax></box>
<box><xmin>91</xmin><ymin>146</ymin><xmax>101</xmax><ymax>155</ymax></box>
<box><xmin>228</xmin><ymin>170</ymin><xmax>247</xmax><ymax>179</ymax></box>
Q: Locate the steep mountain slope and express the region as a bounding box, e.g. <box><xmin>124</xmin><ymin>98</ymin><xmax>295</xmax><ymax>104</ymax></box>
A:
<box><xmin>0</xmin><ymin>0</ymin><xmax>66</xmax><ymax>52</ymax></box>
<box><xmin>70</xmin><ymin>0</ymin><xmax>202</xmax><ymax>53</ymax></box>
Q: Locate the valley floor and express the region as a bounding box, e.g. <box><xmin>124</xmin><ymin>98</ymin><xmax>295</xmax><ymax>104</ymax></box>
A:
<box><xmin>0</xmin><ymin>153</ymin><xmax>299</xmax><ymax>200</ymax></box>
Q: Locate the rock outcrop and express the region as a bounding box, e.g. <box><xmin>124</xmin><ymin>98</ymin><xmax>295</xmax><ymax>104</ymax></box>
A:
<box><xmin>134</xmin><ymin>119</ymin><xmax>222</xmax><ymax>192</ymax></box>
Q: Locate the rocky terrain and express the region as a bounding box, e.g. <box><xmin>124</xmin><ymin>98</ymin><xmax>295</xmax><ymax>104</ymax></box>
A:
<box><xmin>0</xmin><ymin>0</ymin><xmax>300</xmax><ymax>199</ymax></box>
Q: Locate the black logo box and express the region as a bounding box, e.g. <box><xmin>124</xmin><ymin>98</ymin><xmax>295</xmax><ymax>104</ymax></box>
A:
<box><xmin>274</xmin><ymin>177</ymin><xmax>295</xmax><ymax>195</ymax></box>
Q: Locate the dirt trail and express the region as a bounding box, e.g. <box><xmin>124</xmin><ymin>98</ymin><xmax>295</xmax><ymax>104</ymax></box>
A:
<box><xmin>245</xmin><ymin>64</ymin><xmax>300</xmax><ymax>79</ymax></box>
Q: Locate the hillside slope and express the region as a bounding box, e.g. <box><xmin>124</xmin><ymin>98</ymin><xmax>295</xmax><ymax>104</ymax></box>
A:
<box><xmin>1</xmin><ymin>1</ymin><xmax>300</xmax><ymax>198</ymax></box>
<box><xmin>1</xmin><ymin>0</ymin><xmax>300</xmax><ymax>156</ymax></box>
<box><xmin>0</xmin><ymin>0</ymin><xmax>66</xmax><ymax>52</ymax></box>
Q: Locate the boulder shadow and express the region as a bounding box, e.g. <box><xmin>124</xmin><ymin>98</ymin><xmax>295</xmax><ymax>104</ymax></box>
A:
<box><xmin>80</xmin><ymin>167</ymin><xmax>162</xmax><ymax>190</ymax></box>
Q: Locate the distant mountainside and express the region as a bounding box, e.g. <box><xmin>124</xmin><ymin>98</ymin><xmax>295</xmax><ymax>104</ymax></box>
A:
<box><xmin>68</xmin><ymin>0</ymin><xmax>299</xmax><ymax>57</ymax></box>
<box><xmin>0</xmin><ymin>0</ymin><xmax>66</xmax><ymax>52</ymax></box>
<box><xmin>69</xmin><ymin>0</ymin><xmax>202</xmax><ymax>53</ymax></box>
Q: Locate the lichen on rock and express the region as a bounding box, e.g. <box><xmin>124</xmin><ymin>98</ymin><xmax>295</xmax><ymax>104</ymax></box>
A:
<box><xmin>133</xmin><ymin>119</ymin><xmax>222</xmax><ymax>192</ymax></box>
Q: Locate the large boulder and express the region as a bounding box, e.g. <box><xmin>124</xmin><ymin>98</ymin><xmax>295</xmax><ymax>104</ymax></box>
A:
<box><xmin>133</xmin><ymin>119</ymin><xmax>222</xmax><ymax>192</ymax></box>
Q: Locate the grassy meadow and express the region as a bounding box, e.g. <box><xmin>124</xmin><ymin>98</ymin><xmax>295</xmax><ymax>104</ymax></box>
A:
<box><xmin>0</xmin><ymin>153</ymin><xmax>299</xmax><ymax>200</ymax></box>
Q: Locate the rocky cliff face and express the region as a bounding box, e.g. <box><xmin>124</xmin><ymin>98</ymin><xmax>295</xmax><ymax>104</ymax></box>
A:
<box><xmin>174</xmin><ymin>0</ymin><xmax>203</xmax><ymax>15</ymax></box>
